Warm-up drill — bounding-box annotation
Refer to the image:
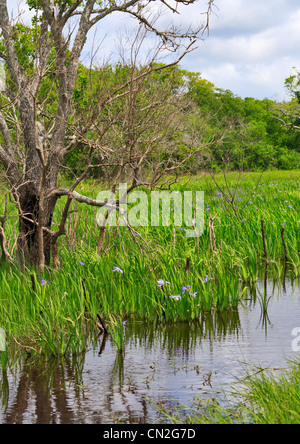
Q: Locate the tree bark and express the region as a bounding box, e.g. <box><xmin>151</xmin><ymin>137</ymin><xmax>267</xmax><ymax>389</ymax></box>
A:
<box><xmin>16</xmin><ymin>184</ymin><xmax>57</xmax><ymax>268</ymax></box>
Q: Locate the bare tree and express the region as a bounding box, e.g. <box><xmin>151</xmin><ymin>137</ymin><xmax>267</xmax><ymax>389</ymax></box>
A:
<box><xmin>0</xmin><ymin>0</ymin><xmax>216</xmax><ymax>272</ymax></box>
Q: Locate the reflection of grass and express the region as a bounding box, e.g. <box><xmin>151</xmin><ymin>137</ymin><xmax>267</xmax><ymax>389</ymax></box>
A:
<box><xmin>0</xmin><ymin>351</ymin><xmax>7</xmax><ymax>371</ymax></box>
<box><xmin>154</xmin><ymin>359</ymin><xmax>300</xmax><ymax>424</ymax></box>
<box><xmin>0</xmin><ymin>171</ymin><xmax>299</xmax><ymax>355</ymax></box>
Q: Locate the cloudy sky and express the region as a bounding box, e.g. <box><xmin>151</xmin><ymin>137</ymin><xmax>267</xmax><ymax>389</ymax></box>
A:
<box><xmin>180</xmin><ymin>0</ymin><xmax>300</xmax><ymax>101</ymax></box>
<box><xmin>8</xmin><ymin>0</ymin><xmax>300</xmax><ymax>101</ymax></box>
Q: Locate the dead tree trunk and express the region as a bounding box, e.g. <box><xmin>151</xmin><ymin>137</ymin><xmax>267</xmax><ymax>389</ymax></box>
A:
<box><xmin>16</xmin><ymin>184</ymin><xmax>58</xmax><ymax>267</ymax></box>
<box><xmin>0</xmin><ymin>0</ymin><xmax>216</xmax><ymax>272</ymax></box>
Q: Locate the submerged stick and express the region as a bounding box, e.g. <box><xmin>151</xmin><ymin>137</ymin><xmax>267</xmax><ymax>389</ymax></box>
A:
<box><xmin>81</xmin><ymin>278</ymin><xmax>89</xmax><ymax>316</ymax></box>
<box><xmin>82</xmin><ymin>279</ymin><xmax>108</xmax><ymax>334</ymax></box>
<box><xmin>192</xmin><ymin>210</ymin><xmax>200</xmax><ymax>252</ymax></box>
<box><xmin>209</xmin><ymin>213</ymin><xmax>217</xmax><ymax>253</ymax></box>
<box><xmin>280</xmin><ymin>228</ymin><xmax>289</xmax><ymax>262</ymax></box>
<box><xmin>96</xmin><ymin>314</ymin><xmax>108</xmax><ymax>334</ymax></box>
<box><xmin>261</xmin><ymin>219</ymin><xmax>268</xmax><ymax>259</ymax></box>
<box><xmin>185</xmin><ymin>257</ymin><xmax>191</xmax><ymax>272</ymax></box>
<box><xmin>30</xmin><ymin>274</ymin><xmax>36</xmax><ymax>292</ymax></box>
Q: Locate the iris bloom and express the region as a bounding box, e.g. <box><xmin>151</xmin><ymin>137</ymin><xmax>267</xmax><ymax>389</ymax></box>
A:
<box><xmin>181</xmin><ymin>285</ymin><xmax>191</xmax><ymax>294</ymax></box>
<box><xmin>170</xmin><ymin>295</ymin><xmax>181</xmax><ymax>301</ymax></box>
<box><xmin>113</xmin><ymin>267</ymin><xmax>123</xmax><ymax>273</ymax></box>
<box><xmin>157</xmin><ymin>279</ymin><xmax>170</xmax><ymax>287</ymax></box>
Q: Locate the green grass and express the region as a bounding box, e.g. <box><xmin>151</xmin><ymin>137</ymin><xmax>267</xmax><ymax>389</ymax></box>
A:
<box><xmin>239</xmin><ymin>360</ymin><xmax>300</xmax><ymax>424</ymax></box>
<box><xmin>0</xmin><ymin>170</ymin><xmax>299</xmax><ymax>355</ymax></box>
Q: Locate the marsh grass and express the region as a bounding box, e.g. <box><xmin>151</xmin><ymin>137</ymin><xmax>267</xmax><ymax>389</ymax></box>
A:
<box><xmin>153</xmin><ymin>397</ymin><xmax>247</xmax><ymax>424</ymax></box>
<box><xmin>154</xmin><ymin>358</ymin><xmax>300</xmax><ymax>424</ymax></box>
<box><xmin>0</xmin><ymin>171</ymin><xmax>299</xmax><ymax>356</ymax></box>
<box><xmin>107</xmin><ymin>315</ymin><xmax>126</xmax><ymax>353</ymax></box>
<box><xmin>239</xmin><ymin>360</ymin><xmax>300</xmax><ymax>424</ymax></box>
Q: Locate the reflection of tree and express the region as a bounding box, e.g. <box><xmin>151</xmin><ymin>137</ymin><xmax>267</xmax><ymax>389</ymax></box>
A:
<box><xmin>0</xmin><ymin>334</ymin><xmax>151</xmax><ymax>424</ymax></box>
<box><xmin>94</xmin><ymin>333</ymin><xmax>151</xmax><ymax>424</ymax></box>
<box><xmin>2</xmin><ymin>356</ymin><xmax>82</xmax><ymax>424</ymax></box>
<box><xmin>0</xmin><ymin>369</ymin><xmax>9</xmax><ymax>413</ymax></box>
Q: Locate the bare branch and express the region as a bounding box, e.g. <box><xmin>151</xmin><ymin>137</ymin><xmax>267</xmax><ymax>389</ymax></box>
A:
<box><xmin>0</xmin><ymin>225</ymin><xmax>14</xmax><ymax>263</ymax></box>
<box><xmin>51</xmin><ymin>188</ymin><xmax>119</xmax><ymax>210</ymax></box>
<box><xmin>0</xmin><ymin>0</ymin><xmax>23</xmax><ymax>86</ymax></box>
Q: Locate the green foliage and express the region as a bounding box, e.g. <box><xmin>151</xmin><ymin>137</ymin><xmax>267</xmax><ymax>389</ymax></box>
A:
<box><xmin>285</xmin><ymin>71</ymin><xmax>300</xmax><ymax>103</ymax></box>
<box><xmin>1</xmin><ymin>17</ymin><xmax>300</xmax><ymax>175</ymax></box>
<box><xmin>27</xmin><ymin>0</ymin><xmax>85</xmax><ymax>10</ymax></box>
<box><xmin>185</xmin><ymin>71</ymin><xmax>300</xmax><ymax>171</ymax></box>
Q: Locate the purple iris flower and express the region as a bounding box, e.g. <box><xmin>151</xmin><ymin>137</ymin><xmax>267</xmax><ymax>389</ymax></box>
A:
<box><xmin>170</xmin><ymin>295</ymin><xmax>181</xmax><ymax>301</ymax></box>
<box><xmin>157</xmin><ymin>279</ymin><xmax>170</xmax><ymax>287</ymax></box>
<box><xmin>181</xmin><ymin>285</ymin><xmax>191</xmax><ymax>294</ymax></box>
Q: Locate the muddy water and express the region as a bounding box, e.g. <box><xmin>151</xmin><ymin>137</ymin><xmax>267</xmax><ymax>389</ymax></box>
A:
<box><xmin>0</xmin><ymin>279</ymin><xmax>300</xmax><ymax>424</ymax></box>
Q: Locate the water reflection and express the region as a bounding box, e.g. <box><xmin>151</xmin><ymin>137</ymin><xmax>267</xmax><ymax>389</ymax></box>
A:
<box><xmin>1</xmin><ymin>355</ymin><xmax>86</xmax><ymax>424</ymax></box>
<box><xmin>1</xmin><ymin>279</ymin><xmax>299</xmax><ymax>424</ymax></box>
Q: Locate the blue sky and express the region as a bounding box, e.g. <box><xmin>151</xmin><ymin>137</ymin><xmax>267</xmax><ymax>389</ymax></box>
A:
<box><xmin>8</xmin><ymin>0</ymin><xmax>300</xmax><ymax>101</ymax></box>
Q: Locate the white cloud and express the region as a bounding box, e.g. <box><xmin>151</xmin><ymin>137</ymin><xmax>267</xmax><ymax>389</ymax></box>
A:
<box><xmin>5</xmin><ymin>0</ymin><xmax>300</xmax><ymax>100</ymax></box>
<box><xmin>177</xmin><ymin>0</ymin><xmax>300</xmax><ymax>100</ymax></box>
<box><xmin>94</xmin><ymin>0</ymin><xmax>300</xmax><ymax>100</ymax></box>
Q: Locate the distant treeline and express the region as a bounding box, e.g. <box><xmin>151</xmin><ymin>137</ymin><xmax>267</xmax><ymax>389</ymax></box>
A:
<box><xmin>187</xmin><ymin>71</ymin><xmax>300</xmax><ymax>171</ymax></box>
<box><xmin>64</xmin><ymin>64</ymin><xmax>300</xmax><ymax>177</ymax></box>
<box><xmin>0</xmin><ymin>23</ymin><xmax>299</xmax><ymax>187</ymax></box>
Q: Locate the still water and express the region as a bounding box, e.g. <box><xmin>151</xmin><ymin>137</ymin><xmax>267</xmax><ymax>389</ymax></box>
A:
<box><xmin>0</xmin><ymin>279</ymin><xmax>300</xmax><ymax>424</ymax></box>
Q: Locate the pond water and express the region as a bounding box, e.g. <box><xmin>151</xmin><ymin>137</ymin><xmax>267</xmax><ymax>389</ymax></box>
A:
<box><xmin>0</xmin><ymin>278</ymin><xmax>300</xmax><ymax>424</ymax></box>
